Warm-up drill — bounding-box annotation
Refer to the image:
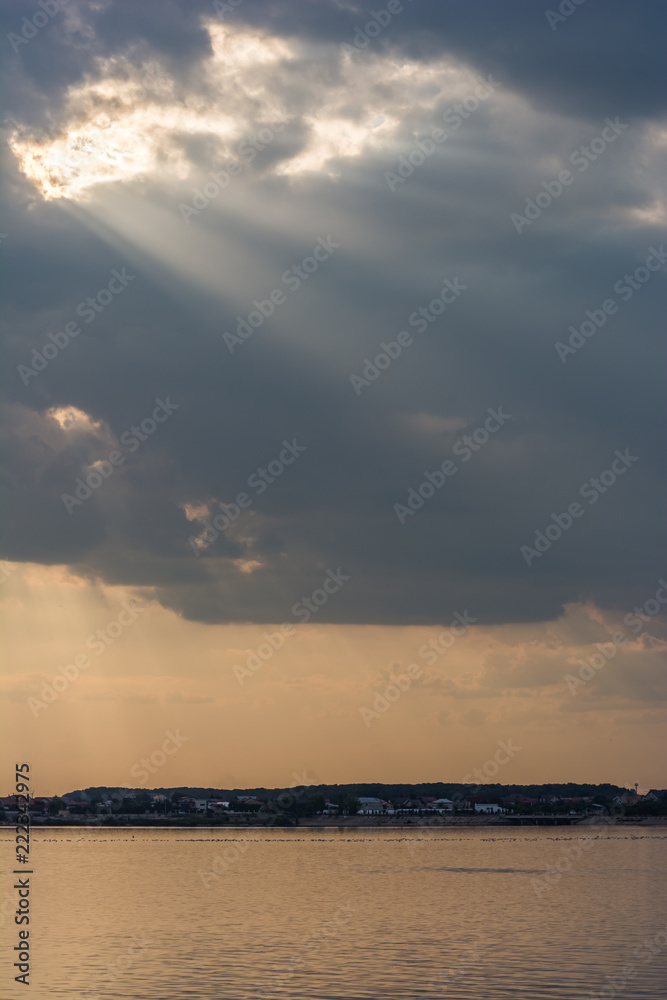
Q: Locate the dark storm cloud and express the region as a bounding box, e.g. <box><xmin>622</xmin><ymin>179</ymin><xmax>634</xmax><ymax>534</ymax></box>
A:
<box><xmin>3</xmin><ymin>1</ymin><xmax>666</xmax><ymax>124</ymax></box>
<box><xmin>206</xmin><ymin>0</ymin><xmax>667</xmax><ymax>122</ymax></box>
<box><xmin>1</xmin><ymin>0</ymin><xmax>665</xmax><ymax>627</ymax></box>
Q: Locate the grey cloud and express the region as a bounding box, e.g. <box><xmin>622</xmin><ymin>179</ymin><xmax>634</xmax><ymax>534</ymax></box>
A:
<box><xmin>1</xmin><ymin>0</ymin><xmax>665</xmax><ymax>629</ymax></box>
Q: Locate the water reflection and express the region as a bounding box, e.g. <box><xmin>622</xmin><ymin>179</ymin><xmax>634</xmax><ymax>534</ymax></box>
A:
<box><xmin>4</xmin><ymin>826</ymin><xmax>665</xmax><ymax>999</ymax></box>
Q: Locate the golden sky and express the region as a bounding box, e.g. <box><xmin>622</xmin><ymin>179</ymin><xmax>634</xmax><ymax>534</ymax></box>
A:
<box><xmin>3</xmin><ymin>14</ymin><xmax>665</xmax><ymax>798</ymax></box>
<box><xmin>2</xmin><ymin>564</ymin><xmax>665</xmax><ymax>795</ymax></box>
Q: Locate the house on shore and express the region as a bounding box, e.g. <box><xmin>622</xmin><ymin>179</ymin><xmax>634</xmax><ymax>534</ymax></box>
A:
<box><xmin>207</xmin><ymin>800</ymin><xmax>230</xmax><ymax>813</ymax></box>
<box><xmin>431</xmin><ymin>798</ymin><xmax>455</xmax><ymax>812</ymax></box>
<box><xmin>358</xmin><ymin>796</ymin><xmax>392</xmax><ymax>815</ymax></box>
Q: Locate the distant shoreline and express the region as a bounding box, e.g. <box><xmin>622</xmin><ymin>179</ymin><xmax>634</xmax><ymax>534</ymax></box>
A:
<box><xmin>2</xmin><ymin>815</ymin><xmax>666</xmax><ymax>828</ymax></box>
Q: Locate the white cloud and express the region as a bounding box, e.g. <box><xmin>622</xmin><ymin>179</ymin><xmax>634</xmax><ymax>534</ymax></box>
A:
<box><xmin>9</xmin><ymin>20</ymin><xmax>503</xmax><ymax>199</ymax></box>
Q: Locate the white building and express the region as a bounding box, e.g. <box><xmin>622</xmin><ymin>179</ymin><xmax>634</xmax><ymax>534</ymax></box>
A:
<box><xmin>357</xmin><ymin>796</ymin><xmax>386</xmax><ymax>814</ymax></box>
<box><xmin>474</xmin><ymin>803</ymin><xmax>503</xmax><ymax>814</ymax></box>
<box><xmin>432</xmin><ymin>798</ymin><xmax>455</xmax><ymax>812</ymax></box>
<box><xmin>207</xmin><ymin>800</ymin><xmax>230</xmax><ymax>812</ymax></box>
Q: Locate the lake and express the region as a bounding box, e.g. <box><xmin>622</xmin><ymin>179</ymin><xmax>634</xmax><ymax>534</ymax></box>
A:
<box><xmin>3</xmin><ymin>825</ymin><xmax>666</xmax><ymax>998</ymax></box>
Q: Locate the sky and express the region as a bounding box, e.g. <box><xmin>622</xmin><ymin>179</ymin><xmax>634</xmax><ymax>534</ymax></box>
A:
<box><xmin>1</xmin><ymin>0</ymin><xmax>665</xmax><ymax>796</ymax></box>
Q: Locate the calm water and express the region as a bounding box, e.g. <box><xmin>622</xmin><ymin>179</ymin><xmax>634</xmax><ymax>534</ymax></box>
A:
<box><xmin>2</xmin><ymin>826</ymin><xmax>666</xmax><ymax>999</ymax></box>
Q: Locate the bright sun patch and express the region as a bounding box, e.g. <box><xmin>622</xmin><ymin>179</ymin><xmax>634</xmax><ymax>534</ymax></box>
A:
<box><xmin>47</xmin><ymin>406</ymin><xmax>101</xmax><ymax>432</ymax></box>
<box><xmin>8</xmin><ymin>21</ymin><xmax>486</xmax><ymax>201</ymax></box>
<box><xmin>182</xmin><ymin>502</ymin><xmax>211</xmax><ymax>523</ymax></box>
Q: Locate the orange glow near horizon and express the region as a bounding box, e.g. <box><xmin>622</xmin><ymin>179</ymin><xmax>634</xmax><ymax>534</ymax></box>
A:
<box><xmin>2</xmin><ymin>564</ymin><xmax>665</xmax><ymax>796</ymax></box>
